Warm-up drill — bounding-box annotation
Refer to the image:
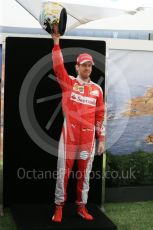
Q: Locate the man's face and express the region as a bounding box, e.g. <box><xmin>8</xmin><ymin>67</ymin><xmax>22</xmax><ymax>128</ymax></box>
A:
<box><xmin>77</xmin><ymin>61</ymin><xmax>93</xmax><ymax>79</ymax></box>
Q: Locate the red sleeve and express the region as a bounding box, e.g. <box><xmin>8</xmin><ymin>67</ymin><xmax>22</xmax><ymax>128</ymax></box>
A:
<box><xmin>95</xmin><ymin>87</ymin><xmax>105</xmax><ymax>141</ymax></box>
<box><xmin>52</xmin><ymin>44</ymin><xmax>72</xmax><ymax>91</ymax></box>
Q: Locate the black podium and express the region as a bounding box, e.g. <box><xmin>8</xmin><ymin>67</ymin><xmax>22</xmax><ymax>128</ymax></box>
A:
<box><xmin>11</xmin><ymin>203</ymin><xmax>117</xmax><ymax>230</ymax></box>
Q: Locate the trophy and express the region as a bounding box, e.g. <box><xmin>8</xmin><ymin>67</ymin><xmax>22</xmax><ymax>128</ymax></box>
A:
<box><xmin>39</xmin><ymin>2</ymin><xmax>67</xmax><ymax>35</ymax></box>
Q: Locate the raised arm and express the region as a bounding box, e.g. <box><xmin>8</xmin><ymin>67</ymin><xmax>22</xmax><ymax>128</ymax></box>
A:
<box><xmin>51</xmin><ymin>33</ymin><xmax>72</xmax><ymax>91</ymax></box>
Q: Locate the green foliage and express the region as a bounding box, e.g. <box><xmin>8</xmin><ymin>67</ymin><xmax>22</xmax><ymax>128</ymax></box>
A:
<box><xmin>106</xmin><ymin>150</ymin><xmax>153</xmax><ymax>187</ymax></box>
<box><xmin>0</xmin><ymin>168</ymin><xmax>2</xmax><ymax>204</ymax></box>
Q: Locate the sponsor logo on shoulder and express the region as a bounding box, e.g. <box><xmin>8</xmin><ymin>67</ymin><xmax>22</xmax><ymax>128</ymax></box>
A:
<box><xmin>90</xmin><ymin>90</ymin><xmax>99</xmax><ymax>96</ymax></box>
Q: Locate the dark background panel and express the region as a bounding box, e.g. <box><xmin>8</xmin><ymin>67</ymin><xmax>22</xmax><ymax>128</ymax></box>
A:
<box><xmin>3</xmin><ymin>37</ymin><xmax>105</xmax><ymax>207</ymax></box>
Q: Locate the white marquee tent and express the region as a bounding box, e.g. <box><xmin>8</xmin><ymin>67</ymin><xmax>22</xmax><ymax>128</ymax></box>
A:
<box><xmin>1</xmin><ymin>0</ymin><xmax>153</xmax><ymax>31</ymax></box>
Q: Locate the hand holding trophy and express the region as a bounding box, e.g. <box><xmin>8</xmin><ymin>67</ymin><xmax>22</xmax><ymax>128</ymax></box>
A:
<box><xmin>39</xmin><ymin>2</ymin><xmax>67</xmax><ymax>35</ymax></box>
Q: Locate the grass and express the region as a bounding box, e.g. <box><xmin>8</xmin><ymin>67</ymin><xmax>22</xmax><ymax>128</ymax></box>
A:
<box><xmin>0</xmin><ymin>202</ymin><xmax>153</xmax><ymax>230</ymax></box>
<box><xmin>0</xmin><ymin>209</ymin><xmax>17</xmax><ymax>230</ymax></box>
<box><xmin>105</xmin><ymin>201</ymin><xmax>153</xmax><ymax>230</ymax></box>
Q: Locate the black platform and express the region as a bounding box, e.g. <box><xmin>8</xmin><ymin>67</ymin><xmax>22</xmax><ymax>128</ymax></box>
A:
<box><xmin>11</xmin><ymin>203</ymin><xmax>117</xmax><ymax>230</ymax></box>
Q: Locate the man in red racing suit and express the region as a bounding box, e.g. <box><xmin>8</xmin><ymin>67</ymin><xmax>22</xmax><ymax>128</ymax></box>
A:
<box><xmin>51</xmin><ymin>33</ymin><xmax>105</xmax><ymax>222</ymax></box>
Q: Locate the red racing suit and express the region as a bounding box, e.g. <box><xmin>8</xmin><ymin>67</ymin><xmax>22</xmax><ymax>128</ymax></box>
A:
<box><xmin>52</xmin><ymin>44</ymin><xmax>105</xmax><ymax>205</ymax></box>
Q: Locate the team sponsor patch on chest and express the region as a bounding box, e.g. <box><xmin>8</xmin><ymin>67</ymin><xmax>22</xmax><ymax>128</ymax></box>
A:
<box><xmin>73</xmin><ymin>83</ymin><xmax>84</xmax><ymax>93</ymax></box>
<box><xmin>70</xmin><ymin>92</ymin><xmax>96</xmax><ymax>106</ymax></box>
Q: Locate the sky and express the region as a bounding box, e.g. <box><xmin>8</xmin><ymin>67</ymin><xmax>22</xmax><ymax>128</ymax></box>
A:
<box><xmin>0</xmin><ymin>0</ymin><xmax>153</xmax><ymax>30</ymax></box>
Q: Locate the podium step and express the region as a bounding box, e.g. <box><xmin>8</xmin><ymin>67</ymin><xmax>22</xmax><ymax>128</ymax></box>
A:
<box><xmin>11</xmin><ymin>203</ymin><xmax>117</xmax><ymax>230</ymax></box>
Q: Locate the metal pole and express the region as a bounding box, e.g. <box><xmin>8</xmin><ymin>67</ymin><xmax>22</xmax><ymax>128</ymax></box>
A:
<box><xmin>0</xmin><ymin>35</ymin><xmax>6</xmax><ymax>216</ymax></box>
<box><xmin>101</xmin><ymin>46</ymin><xmax>109</xmax><ymax>212</ymax></box>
